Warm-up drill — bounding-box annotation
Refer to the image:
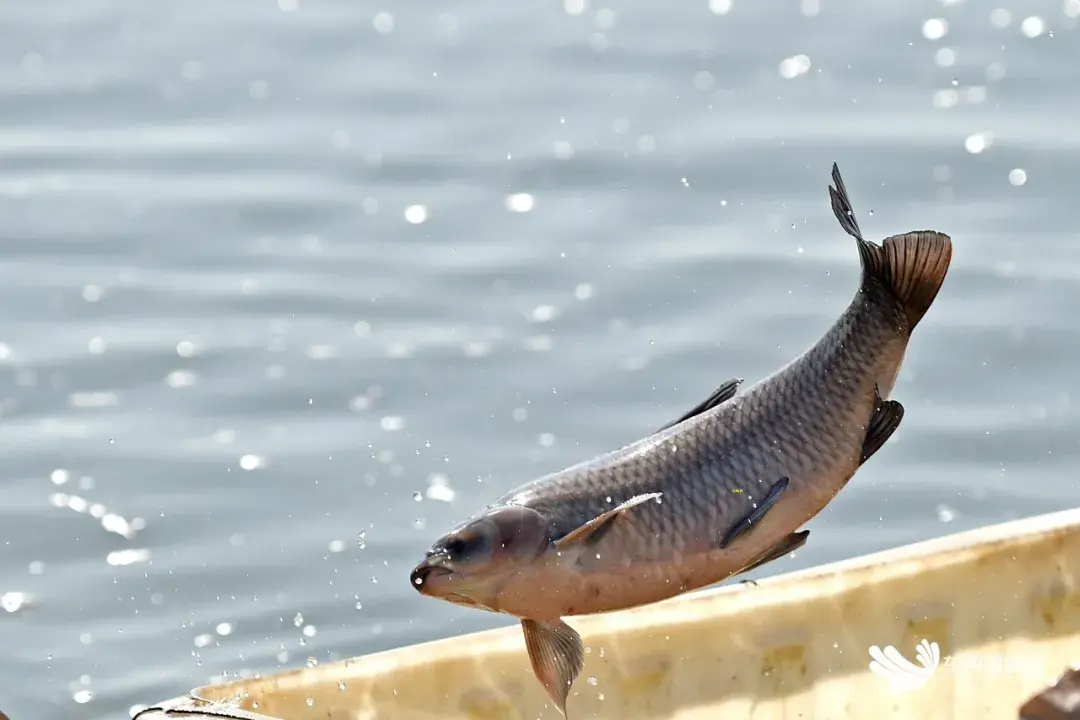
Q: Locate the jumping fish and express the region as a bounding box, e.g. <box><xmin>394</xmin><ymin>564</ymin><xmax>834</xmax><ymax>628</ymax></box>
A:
<box><xmin>409</xmin><ymin>164</ymin><xmax>952</xmax><ymax>716</ymax></box>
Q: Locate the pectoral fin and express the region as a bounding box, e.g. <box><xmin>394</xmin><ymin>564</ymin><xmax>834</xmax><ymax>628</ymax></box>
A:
<box><xmin>719</xmin><ymin>476</ymin><xmax>789</xmax><ymax>549</ymax></box>
<box><xmin>554</xmin><ymin>492</ymin><xmax>662</xmax><ymax>550</ymax></box>
<box><xmin>658</xmin><ymin>377</ymin><xmax>742</xmax><ymax>432</ymax></box>
<box><xmin>861</xmin><ymin>388</ymin><xmax>904</xmax><ymax>464</ymax></box>
<box><xmin>733</xmin><ymin>530</ymin><xmax>809</xmax><ymax>578</ymax></box>
<box><xmin>522</xmin><ymin>618</ymin><xmax>585</xmax><ymax>718</ymax></box>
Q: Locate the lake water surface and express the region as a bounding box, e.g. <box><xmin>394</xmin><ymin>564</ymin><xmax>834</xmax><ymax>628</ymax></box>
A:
<box><xmin>2</xmin><ymin>1</ymin><xmax>1080</xmax><ymax>718</ymax></box>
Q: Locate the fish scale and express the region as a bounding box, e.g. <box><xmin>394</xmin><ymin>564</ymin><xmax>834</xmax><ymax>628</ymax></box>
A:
<box><xmin>508</xmin><ymin>284</ymin><xmax>901</xmax><ymax>564</ymax></box>
<box><xmin>411</xmin><ymin>164</ymin><xmax>953</xmax><ymax>718</ymax></box>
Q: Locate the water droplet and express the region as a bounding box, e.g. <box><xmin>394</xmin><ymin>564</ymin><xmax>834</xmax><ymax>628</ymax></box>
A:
<box><xmin>529</xmin><ymin>305</ymin><xmax>559</xmax><ymax>323</ymax></box>
<box><xmin>305</xmin><ymin>697</ymin><xmax>315</xmax><ymax>707</ymax></box>
<box><xmin>1</xmin><ymin>591</ymin><xmax>29</xmax><ymax>613</ymax></box>
<box><xmin>936</xmin><ymin>504</ymin><xmax>957</xmax><ymax>523</ymax></box>
<box><xmin>504</xmin><ymin>193</ymin><xmax>535</xmax><ymax>213</ymax></box>
<box><xmin>425</xmin><ymin>474</ymin><xmax>456</xmax><ymax>502</ymax></box>
<box><xmin>779</xmin><ymin>54</ymin><xmax>812</xmax><ymax>79</ymax></box>
<box><xmin>922</xmin><ymin>18</ymin><xmax>948</xmax><ymax>40</ymax></box>
<box><xmin>412</xmin><ymin>491</ymin><xmax>423</xmax><ymax>502</ymax></box>
<box><xmin>1021</xmin><ymin>16</ymin><xmax>1045</xmax><ymax>38</ymax></box>
<box><xmin>373</xmin><ymin>11</ymin><xmax>394</xmax><ymax>34</ymax></box>
<box><xmin>239</xmin><ymin>454</ymin><xmax>265</xmax><ymax>471</ymax></box>
<box><xmin>293</xmin><ymin>613</ymin><xmax>304</xmax><ymax>628</ymax></box>
<box><xmin>404</xmin><ymin>204</ymin><xmax>428</xmax><ymax>224</ymax></box>
<box><xmin>563</xmin><ymin>0</ymin><xmax>587</xmax><ymax>16</ymax></box>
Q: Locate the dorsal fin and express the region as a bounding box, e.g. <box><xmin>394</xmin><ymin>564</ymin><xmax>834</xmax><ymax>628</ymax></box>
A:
<box><xmin>658</xmin><ymin>377</ymin><xmax>742</xmax><ymax>432</ymax></box>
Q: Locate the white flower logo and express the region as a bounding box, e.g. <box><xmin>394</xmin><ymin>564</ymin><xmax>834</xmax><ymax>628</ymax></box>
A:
<box><xmin>868</xmin><ymin>639</ymin><xmax>940</xmax><ymax>693</ymax></box>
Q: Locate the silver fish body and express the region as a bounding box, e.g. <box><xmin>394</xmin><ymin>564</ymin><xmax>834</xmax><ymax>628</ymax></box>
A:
<box><xmin>489</xmin><ymin>293</ymin><xmax>907</xmax><ymax>618</ymax></box>
<box><xmin>410</xmin><ymin>164</ymin><xmax>952</xmax><ymax>716</ymax></box>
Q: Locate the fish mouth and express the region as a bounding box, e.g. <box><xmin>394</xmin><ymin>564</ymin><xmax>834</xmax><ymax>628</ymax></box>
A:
<box><xmin>410</xmin><ymin>558</ymin><xmax>456</xmax><ymax>594</ymax></box>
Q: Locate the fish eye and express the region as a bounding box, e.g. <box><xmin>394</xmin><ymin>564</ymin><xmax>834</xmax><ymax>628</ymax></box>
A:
<box><xmin>439</xmin><ymin>506</ymin><xmax>552</xmax><ymax>565</ymax></box>
<box><xmin>443</xmin><ymin>532</ymin><xmax>490</xmax><ymax>563</ymax></box>
<box><xmin>444</xmin><ymin>537</ymin><xmax>467</xmax><ymax>560</ymax></box>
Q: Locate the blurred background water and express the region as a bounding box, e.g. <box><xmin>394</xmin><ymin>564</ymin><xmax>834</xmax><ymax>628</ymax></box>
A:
<box><xmin>2</xmin><ymin>0</ymin><xmax>1079</xmax><ymax>717</ymax></box>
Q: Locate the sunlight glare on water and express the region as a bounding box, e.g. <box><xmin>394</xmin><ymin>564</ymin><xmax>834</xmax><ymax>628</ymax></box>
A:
<box><xmin>2</xmin><ymin>1</ymin><xmax>1080</xmax><ymax>719</ymax></box>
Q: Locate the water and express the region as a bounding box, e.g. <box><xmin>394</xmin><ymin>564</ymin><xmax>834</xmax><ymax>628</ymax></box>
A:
<box><xmin>2</xmin><ymin>1</ymin><xmax>1079</xmax><ymax>717</ymax></box>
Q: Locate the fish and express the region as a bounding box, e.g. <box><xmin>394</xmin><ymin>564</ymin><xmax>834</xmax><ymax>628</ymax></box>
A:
<box><xmin>409</xmin><ymin>163</ymin><xmax>952</xmax><ymax>717</ymax></box>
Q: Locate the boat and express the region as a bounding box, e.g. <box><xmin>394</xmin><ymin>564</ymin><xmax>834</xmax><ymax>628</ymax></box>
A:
<box><xmin>137</xmin><ymin>507</ymin><xmax>1080</xmax><ymax>719</ymax></box>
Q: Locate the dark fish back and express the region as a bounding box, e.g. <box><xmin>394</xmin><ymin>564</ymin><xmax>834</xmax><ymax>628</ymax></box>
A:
<box><xmin>501</xmin><ymin>288</ymin><xmax>904</xmax><ymax>556</ymax></box>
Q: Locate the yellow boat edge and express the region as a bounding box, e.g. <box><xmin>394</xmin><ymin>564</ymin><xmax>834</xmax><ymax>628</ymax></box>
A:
<box><xmin>136</xmin><ymin>506</ymin><xmax>1080</xmax><ymax>720</ymax></box>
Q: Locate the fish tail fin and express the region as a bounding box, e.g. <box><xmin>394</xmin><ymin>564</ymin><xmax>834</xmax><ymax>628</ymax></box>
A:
<box><xmin>861</xmin><ymin>231</ymin><xmax>952</xmax><ymax>330</ymax></box>
<box><xmin>828</xmin><ymin>163</ymin><xmax>952</xmax><ymax>331</ymax></box>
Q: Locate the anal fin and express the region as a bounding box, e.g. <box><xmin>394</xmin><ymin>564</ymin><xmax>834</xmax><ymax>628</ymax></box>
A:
<box><xmin>719</xmin><ymin>476</ymin><xmax>789</xmax><ymax>549</ymax></box>
<box><xmin>861</xmin><ymin>388</ymin><xmax>904</xmax><ymax>464</ymax></box>
<box><xmin>554</xmin><ymin>492</ymin><xmax>661</xmax><ymax>550</ymax></box>
<box><xmin>658</xmin><ymin>377</ymin><xmax>742</xmax><ymax>432</ymax></box>
<box><xmin>734</xmin><ymin>530</ymin><xmax>809</xmax><ymax>578</ymax></box>
<box><xmin>522</xmin><ymin>618</ymin><xmax>585</xmax><ymax>718</ymax></box>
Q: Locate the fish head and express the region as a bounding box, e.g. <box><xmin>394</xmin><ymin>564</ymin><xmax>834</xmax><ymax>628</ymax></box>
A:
<box><xmin>410</xmin><ymin>503</ymin><xmax>554</xmax><ymax>612</ymax></box>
